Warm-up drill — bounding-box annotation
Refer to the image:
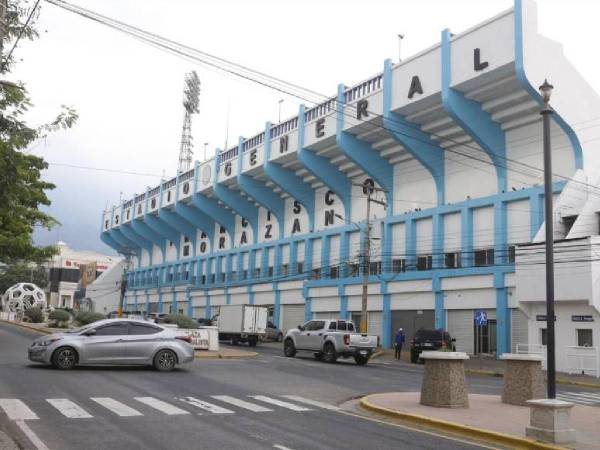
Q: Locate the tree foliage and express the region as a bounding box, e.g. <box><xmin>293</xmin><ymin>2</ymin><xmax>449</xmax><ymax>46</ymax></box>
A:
<box><xmin>0</xmin><ymin>1</ymin><xmax>78</xmax><ymax>264</ymax></box>
<box><xmin>0</xmin><ymin>263</ymin><xmax>47</xmax><ymax>293</ymax></box>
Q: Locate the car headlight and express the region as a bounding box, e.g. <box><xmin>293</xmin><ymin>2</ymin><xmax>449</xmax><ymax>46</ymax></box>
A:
<box><xmin>36</xmin><ymin>338</ymin><xmax>62</xmax><ymax>347</ymax></box>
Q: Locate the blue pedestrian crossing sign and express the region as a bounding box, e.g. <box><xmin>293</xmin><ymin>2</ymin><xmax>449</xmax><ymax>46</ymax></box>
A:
<box><xmin>474</xmin><ymin>310</ymin><xmax>488</xmax><ymax>326</ymax></box>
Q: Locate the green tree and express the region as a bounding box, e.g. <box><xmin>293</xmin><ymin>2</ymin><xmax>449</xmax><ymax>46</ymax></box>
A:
<box><xmin>0</xmin><ymin>263</ymin><xmax>47</xmax><ymax>293</ymax></box>
<box><xmin>0</xmin><ymin>1</ymin><xmax>78</xmax><ymax>265</ymax></box>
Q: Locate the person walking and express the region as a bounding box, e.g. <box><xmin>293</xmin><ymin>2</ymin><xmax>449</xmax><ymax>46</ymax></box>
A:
<box><xmin>394</xmin><ymin>328</ymin><xmax>405</xmax><ymax>360</ymax></box>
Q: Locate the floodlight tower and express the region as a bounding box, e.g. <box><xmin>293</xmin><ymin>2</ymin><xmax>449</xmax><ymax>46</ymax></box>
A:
<box><xmin>178</xmin><ymin>71</ymin><xmax>200</xmax><ymax>172</ymax></box>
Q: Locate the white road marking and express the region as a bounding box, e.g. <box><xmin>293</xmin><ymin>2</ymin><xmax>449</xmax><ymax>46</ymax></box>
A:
<box><xmin>178</xmin><ymin>397</ymin><xmax>235</xmax><ymax>414</ymax></box>
<box><xmin>90</xmin><ymin>397</ymin><xmax>143</xmax><ymax>417</ymax></box>
<box><xmin>134</xmin><ymin>397</ymin><xmax>190</xmax><ymax>415</ymax></box>
<box><xmin>46</xmin><ymin>399</ymin><xmax>92</xmax><ymax>418</ymax></box>
<box><xmin>250</xmin><ymin>395</ymin><xmax>311</xmax><ymax>411</ymax></box>
<box><xmin>562</xmin><ymin>391</ymin><xmax>600</xmax><ymax>400</ymax></box>
<box><xmin>556</xmin><ymin>394</ymin><xmax>595</xmax><ymax>405</ymax></box>
<box><xmin>280</xmin><ymin>395</ymin><xmax>339</xmax><ymax>411</ymax></box>
<box><xmin>0</xmin><ymin>399</ymin><xmax>38</xmax><ymax>420</ymax></box>
<box><xmin>211</xmin><ymin>395</ymin><xmax>273</xmax><ymax>412</ymax></box>
<box><xmin>273</xmin><ymin>445</ymin><xmax>295</xmax><ymax>450</ymax></box>
<box><xmin>15</xmin><ymin>420</ymin><xmax>50</xmax><ymax>450</ymax></box>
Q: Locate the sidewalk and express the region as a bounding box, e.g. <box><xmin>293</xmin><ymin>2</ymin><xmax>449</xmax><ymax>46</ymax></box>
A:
<box><xmin>372</xmin><ymin>350</ymin><xmax>600</xmax><ymax>388</ymax></box>
<box><xmin>195</xmin><ymin>348</ymin><xmax>258</xmax><ymax>359</ymax></box>
<box><xmin>360</xmin><ymin>392</ymin><xmax>600</xmax><ymax>450</ymax></box>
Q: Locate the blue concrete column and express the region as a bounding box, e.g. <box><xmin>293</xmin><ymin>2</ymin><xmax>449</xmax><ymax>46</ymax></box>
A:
<box><xmin>494</xmin><ymin>271</ymin><xmax>510</xmax><ymax>356</ymax></box>
<box><xmin>290</xmin><ymin>242</ymin><xmax>298</xmax><ymax>275</ymax></box>
<box><xmin>529</xmin><ymin>192</ymin><xmax>544</xmax><ymax>240</ymax></box>
<box><xmin>186</xmin><ymin>289</ymin><xmax>193</xmax><ymax>317</ymax></box>
<box><xmin>273</xmin><ymin>283</ymin><xmax>281</xmax><ymax>328</ymax></box>
<box><xmin>433</xmin><ymin>275</ymin><xmax>445</xmax><ymax>329</ymax></box>
<box><xmin>382</xmin><ymin>292</ymin><xmax>391</xmax><ymax>348</ymax></box>
<box><xmin>303</xmin><ymin>285</ymin><xmax>311</xmax><ymax>322</ymax></box>
<box><xmin>405</xmin><ymin>219</ymin><xmax>417</xmax><ymax>270</ymax></box>
<box><xmin>247</xmin><ymin>285</ymin><xmax>254</xmax><ymax>305</ymax></box>
<box><xmin>145</xmin><ymin>291</ymin><xmax>150</xmax><ymax>313</ymax></box>
<box><xmin>226</xmin><ymin>287</ymin><xmax>231</xmax><ymax>305</ymax></box>
<box><xmin>172</xmin><ymin>290</ymin><xmax>178</xmax><ymax>314</ymax></box>
<box><xmin>204</xmin><ymin>291</ymin><xmax>211</xmax><ymax>319</ymax></box>
<box><xmin>461</xmin><ymin>207</ymin><xmax>473</xmax><ymax>269</ymax></box>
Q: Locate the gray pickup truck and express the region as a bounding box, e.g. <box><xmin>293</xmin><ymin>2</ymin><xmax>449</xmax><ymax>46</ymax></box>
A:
<box><xmin>283</xmin><ymin>319</ymin><xmax>378</xmax><ymax>365</ymax></box>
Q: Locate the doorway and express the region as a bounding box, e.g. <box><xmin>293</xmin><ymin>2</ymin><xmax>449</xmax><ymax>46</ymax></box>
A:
<box><xmin>474</xmin><ymin>319</ymin><xmax>497</xmax><ymax>354</ymax></box>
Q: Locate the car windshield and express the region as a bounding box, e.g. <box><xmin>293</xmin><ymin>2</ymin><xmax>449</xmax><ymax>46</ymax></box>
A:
<box><xmin>416</xmin><ymin>330</ymin><xmax>442</xmax><ymax>340</ymax></box>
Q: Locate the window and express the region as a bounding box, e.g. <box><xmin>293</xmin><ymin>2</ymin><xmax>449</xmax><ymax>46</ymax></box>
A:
<box><xmin>330</xmin><ymin>266</ymin><xmax>339</xmax><ymax>279</ymax></box>
<box><xmin>369</xmin><ymin>261</ymin><xmax>381</xmax><ymax>275</ymax></box>
<box><xmin>541</xmin><ymin>328</ymin><xmax>547</xmax><ymax>346</ymax></box>
<box><xmin>184</xmin><ymin>271</ymin><xmax>189</xmax><ymax>280</ymax></box>
<box><xmin>417</xmin><ymin>255</ymin><xmax>432</xmax><ymax>271</ymax></box>
<box><xmin>211</xmin><ymin>274</ymin><xmax>215</xmax><ymax>284</ymax></box>
<box><xmin>221</xmin><ymin>273</ymin><xmax>226</xmax><ymax>282</ymax></box>
<box><xmin>201</xmin><ymin>275</ymin><xmax>206</xmax><ymax>285</ymax></box>
<box><xmin>184</xmin><ymin>236</ymin><xmax>190</xmax><ymax>243</ymax></box>
<box><xmin>254</xmin><ymin>268</ymin><xmax>261</xmax><ymax>278</ymax></box>
<box><xmin>95</xmin><ymin>323</ymin><xmax>128</xmax><ymax>336</ymax></box>
<box><xmin>168</xmin><ymin>273</ymin><xmax>174</xmax><ymax>282</ymax></box>
<box><xmin>328</xmin><ymin>321</ymin><xmax>337</xmax><ymax>330</ymax></box>
<box><xmin>562</xmin><ymin>215</ymin><xmax>577</xmax><ymax>235</ymax></box>
<box><xmin>305</xmin><ymin>321</ymin><xmax>325</xmax><ymax>331</ymax></box>
<box><xmin>183</xmin><ymin>245</ymin><xmax>190</xmax><ymax>257</ymax></box>
<box><xmin>230</xmin><ymin>271</ymin><xmax>237</xmax><ymax>281</ymax></box>
<box><xmin>281</xmin><ymin>264</ymin><xmax>289</xmax><ymax>277</ymax></box>
<box><xmin>577</xmin><ymin>329</ymin><xmax>593</xmax><ymax>347</ymax></box>
<box><xmin>337</xmin><ymin>320</ymin><xmax>347</xmax><ymax>331</ymax></box>
<box><xmin>347</xmin><ymin>322</ymin><xmax>355</xmax><ymax>332</ymax></box>
<box><xmin>297</xmin><ymin>262</ymin><xmax>303</xmax><ymax>275</ymax></box>
<box><xmin>392</xmin><ymin>259</ymin><xmax>406</xmax><ymax>273</ymax></box>
<box><xmin>268</xmin><ymin>266</ymin><xmax>274</xmax><ymax>277</ymax></box>
<box><xmin>445</xmin><ymin>252</ymin><xmax>461</xmax><ymax>269</ymax></box>
<box><xmin>167</xmin><ymin>190</ymin><xmax>172</xmax><ymax>202</ymax></box>
<box><xmin>242</xmin><ymin>270</ymin><xmax>248</xmax><ymax>280</ymax></box>
<box><xmin>349</xmin><ymin>262</ymin><xmax>359</xmax><ymax>277</ymax></box>
<box><xmin>508</xmin><ymin>245</ymin><xmax>516</xmax><ymax>264</ymax></box>
<box><xmin>129</xmin><ymin>323</ymin><xmax>160</xmax><ymax>335</ymax></box>
<box><xmin>474</xmin><ymin>248</ymin><xmax>494</xmax><ymax>266</ymax></box>
<box><xmin>312</xmin><ymin>268</ymin><xmax>321</xmax><ymax>280</ymax></box>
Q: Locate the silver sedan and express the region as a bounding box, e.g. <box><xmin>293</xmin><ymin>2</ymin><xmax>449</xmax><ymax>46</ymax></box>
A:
<box><xmin>28</xmin><ymin>318</ymin><xmax>195</xmax><ymax>372</ymax></box>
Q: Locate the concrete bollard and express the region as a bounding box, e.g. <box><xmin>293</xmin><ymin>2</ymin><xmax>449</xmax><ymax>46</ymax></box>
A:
<box><xmin>420</xmin><ymin>351</ymin><xmax>469</xmax><ymax>408</ymax></box>
<box><xmin>499</xmin><ymin>353</ymin><xmax>545</xmax><ymax>406</ymax></box>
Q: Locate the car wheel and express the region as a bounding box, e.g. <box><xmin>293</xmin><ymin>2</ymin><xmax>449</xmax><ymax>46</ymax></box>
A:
<box><xmin>323</xmin><ymin>343</ymin><xmax>337</xmax><ymax>363</ymax></box>
<box><xmin>51</xmin><ymin>347</ymin><xmax>78</xmax><ymax>370</ymax></box>
<box><xmin>313</xmin><ymin>352</ymin><xmax>324</xmax><ymax>361</ymax></box>
<box><xmin>154</xmin><ymin>349</ymin><xmax>177</xmax><ymax>372</ymax></box>
<box><xmin>354</xmin><ymin>354</ymin><xmax>369</xmax><ymax>366</ymax></box>
<box><xmin>276</xmin><ymin>333</ymin><xmax>283</xmax><ymax>343</ymax></box>
<box><xmin>283</xmin><ymin>338</ymin><xmax>296</xmax><ymax>357</ymax></box>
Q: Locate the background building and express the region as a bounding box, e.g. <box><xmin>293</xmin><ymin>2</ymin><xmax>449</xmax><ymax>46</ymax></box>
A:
<box><xmin>45</xmin><ymin>241</ymin><xmax>120</xmax><ymax>309</ymax></box>
<box><xmin>100</xmin><ymin>0</ymin><xmax>600</xmax><ymax>371</ymax></box>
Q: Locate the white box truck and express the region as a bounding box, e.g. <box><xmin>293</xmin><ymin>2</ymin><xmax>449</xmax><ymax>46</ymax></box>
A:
<box><xmin>214</xmin><ymin>305</ymin><xmax>268</xmax><ymax>347</ymax></box>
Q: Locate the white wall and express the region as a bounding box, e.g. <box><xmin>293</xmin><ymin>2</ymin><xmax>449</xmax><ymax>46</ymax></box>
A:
<box><xmin>473</xmin><ymin>206</ymin><xmax>494</xmax><ymax>248</ymax></box>
<box><xmin>284</xmin><ymin>197</ymin><xmax>309</xmax><ymax>237</ymax></box>
<box><xmin>393</xmin><ymin>161</ymin><xmax>436</xmax><ymax>214</ymax></box>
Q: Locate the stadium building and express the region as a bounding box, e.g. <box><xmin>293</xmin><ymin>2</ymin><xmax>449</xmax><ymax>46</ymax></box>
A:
<box><xmin>101</xmin><ymin>0</ymin><xmax>600</xmax><ymax>371</ymax></box>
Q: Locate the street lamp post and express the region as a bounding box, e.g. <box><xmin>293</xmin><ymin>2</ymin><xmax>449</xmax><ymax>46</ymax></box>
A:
<box><xmin>539</xmin><ymin>79</ymin><xmax>556</xmax><ymax>399</ymax></box>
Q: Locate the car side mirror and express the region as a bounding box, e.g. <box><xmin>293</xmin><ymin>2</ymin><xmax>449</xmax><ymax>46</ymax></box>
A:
<box><xmin>451</xmin><ymin>338</ymin><xmax>456</xmax><ymax>342</ymax></box>
<box><xmin>297</xmin><ymin>325</ymin><xmax>304</xmax><ymax>331</ymax></box>
<box><xmin>84</xmin><ymin>329</ymin><xmax>96</xmax><ymax>336</ymax></box>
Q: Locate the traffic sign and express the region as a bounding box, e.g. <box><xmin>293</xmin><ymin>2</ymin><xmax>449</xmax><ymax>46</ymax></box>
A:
<box><xmin>474</xmin><ymin>310</ymin><xmax>487</xmax><ymax>326</ymax></box>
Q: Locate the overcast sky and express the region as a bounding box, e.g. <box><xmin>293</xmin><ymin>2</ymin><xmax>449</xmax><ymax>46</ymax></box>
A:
<box><xmin>13</xmin><ymin>0</ymin><xmax>600</xmax><ymax>254</ymax></box>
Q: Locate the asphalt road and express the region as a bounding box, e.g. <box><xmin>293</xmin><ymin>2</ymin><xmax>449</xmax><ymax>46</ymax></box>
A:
<box><xmin>1</xmin><ymin>322</ymin><xmax>592</xmax><ymax>450</ymax></box>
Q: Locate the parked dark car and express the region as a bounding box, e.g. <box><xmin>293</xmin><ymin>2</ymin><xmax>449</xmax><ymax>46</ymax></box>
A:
<box><xmin>410</xmin><ymin>328</ymin><xmax>456</xmax><ymax>363</ymax></box>
<box><xmin>262</xmin><ymin>321</ymin><xmax>283</xmax><ymax>342</ymax></box>
<box><xmin>197</xmin><ymin>317</ymin><xmax>213</xmax><ymax>327</ymax></box>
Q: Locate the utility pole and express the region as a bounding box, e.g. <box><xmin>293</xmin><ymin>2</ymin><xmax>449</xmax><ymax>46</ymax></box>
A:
<box><xmin>356</xmin><ymin>180</ymin><xmax>387</xmax><ymax>334</ymax></box>
<box><xmin>117</xmin><ymin>255</ymin><xmax>131</xmax><ymax>318</ymax></box>
<box><xmin>539</xmin><ymin>79</ymin><xmax>556</xmax><ymax>399</ymax></box>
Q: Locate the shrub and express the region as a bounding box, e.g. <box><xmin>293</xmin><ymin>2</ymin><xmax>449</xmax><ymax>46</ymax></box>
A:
<box><xmin>163</xmin><ymin>314</ymin><xmax>196</xmax><ymax>329</ymax></box>
<box><xmin>24</xmin><ymin>307</ymin><xmax>43</xmax><ymax>323</ymax></box>
<box><xmin>75</xmin><ymin>311</ymin><xmax>105</xmax><ymax>326</ymax></box>
<box><xmin>48</xmin><ymin>309</ymin><xmax>71</xmax><ymax>322</ymax></box>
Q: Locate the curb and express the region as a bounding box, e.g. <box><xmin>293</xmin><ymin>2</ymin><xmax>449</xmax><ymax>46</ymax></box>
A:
<box><xmin>195</xmin><ymin>351</ymin><xmax>258</xmax><ymax>360</ymax></box>
<box><xmin>465</xmin><ymin>368</ymin><xmax>600</xmax><ymax>390</ymax></box>
<box><xmin>359</xmin><ymin>395</ymin><xmax>565</xmax><ymax>450</ymax></box>
<box><xmin>370</xmin><ymin>350</ymin><xmax>386</xmax><ymax>360</ymax></box>
<box><xmin>0</xmin><ymin>320</ymin><xmax>52</xmax><ymax>335</ymax></box>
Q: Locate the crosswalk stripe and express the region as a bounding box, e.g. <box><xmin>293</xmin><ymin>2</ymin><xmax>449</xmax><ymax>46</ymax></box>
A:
<box><xmin>250</xmin><ymin>395</ymin><xmax>311</xmax><ymax>411</ymax></box>
<box><xmin>564</xmin><ymin>391</ymin><xmax>600</xmax><ymax>401</ymax></box>
<box><xmin>556</xmin><ymin>394</ymin><xmax>596</xmax><ymax>405</ymax></box>
<box><xmin>178</xmin><ymin>397</ymin><xmax>235</xmax><ymax>414</ymax></box>
<box><xmin>0</xmin><ymin>399</ymin><xmax>38</xmax><ymax>420</ymax></box>
<box><xmin>280</xmin><ymin>395</ymin><xmax>339</xmax><ymax>411</ymax></box>
<box><xmin>134</xmin><ymin>397</ymin><xmax>190</xmax><ymax>415</ymax></box>
<box><xmin>46</xmin><ymin>399</ymin><xmax>92</xmax><ymax>418</ymax></box>
<box><xmin>90</xmin><ymin>397</ymin><xmax>143</xmax><ymax>417</ymax></box>
<box><xmin>211</xmin><ymin>395</ymin><xmax>273</xmax><ymax>412</ymax></box>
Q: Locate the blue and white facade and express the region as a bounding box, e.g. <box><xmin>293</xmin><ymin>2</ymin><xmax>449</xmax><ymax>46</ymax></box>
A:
<box><xmin>101</xmin><ymin>0</ymin><xmax>600</xmax><ymax>368</ymax></box>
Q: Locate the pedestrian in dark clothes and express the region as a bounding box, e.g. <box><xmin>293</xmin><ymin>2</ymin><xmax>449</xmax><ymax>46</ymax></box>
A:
<box><xmin>394</xmin><ymin>328</ymin><xmax>405</xmax><ymax>360</ymax></box>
